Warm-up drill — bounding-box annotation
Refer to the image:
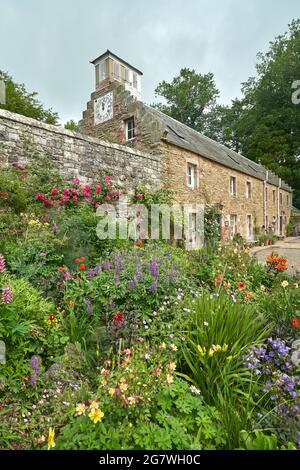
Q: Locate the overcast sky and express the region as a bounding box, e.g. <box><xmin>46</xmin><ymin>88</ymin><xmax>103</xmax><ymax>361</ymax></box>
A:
<box><xmin>0</xmin><ymin>0</ymin><xmax>299</xmax><ymax>124</ymax></box>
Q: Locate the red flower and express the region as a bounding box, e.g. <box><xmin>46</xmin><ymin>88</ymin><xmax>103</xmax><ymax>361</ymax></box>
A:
<box><xmin>0</xmin><ymin>191</ymin><xmax>8</xmax><ymax>199</ymax></box>
<box><xmin>103</xmin><ymin>176</ymin><xmax>111</xmax><ymax>182</ymax></box>
<box><xmin>50</xmin><ymin>187</ymin><xmax>58</xmax><ymax>197</ymax></box>
<box><xmin>95</xmin><ymin>184</ymin><xmax>102</xmax><ymax>194</ymax></box>
<box><xmin>75</xmin><ymin>257</ymin><xmax>85</xmax><ymax>263</ymax></box>
<box><xmin>49</xmin><ymin>314</ymin><xmax>55</xmax><ymax>322</ymax></box>
<box><xmin>57</xmin><ymin>266</ymin><xmax>67</xmax><ymax>272</ymax></box>
<box><xmin>79</xmin><ymin>263</ymin><xmax>86</xmax><ymax>271</ymax></box>
<box><xmin>136</xmin><ymin>240</ymin><xmax>143</xmax><ymax>247</ymax></box>
<box><xmin>243</xmin><ymin>291</ymin><xmax>253</xmax><ymax>302</ymax></box>
<box><xmin>237</xmin><ymin>282</ymin><xmax>247</xmax><ymax>290</ymax></box>
<box><xmin>214</xmin><ymin>274</ymin><xmax>223</xmax><ymax>287</ymax></box>
<box><xmin>292</xmin><ymin>315</ymin><xmax>299</xmax><ymax>327</ymax></box>
<box><xmin>15</xmin><ymin>229</ymin><xmax>23</xmax><ymax>235</ymax></box>
<box><xmin>112</xmin><ymin>311</ymin><xmax>123</xmax><ymax>325</ymax></box>
<box><xmin>136</xmin><ymin>193</ymin><xmax>143</xmax><ymax>199</ymax></box>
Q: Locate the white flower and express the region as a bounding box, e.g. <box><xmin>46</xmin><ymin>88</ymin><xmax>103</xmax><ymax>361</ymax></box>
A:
<box><xmin>189</xmin><ymin>385</ymin><xmax>201</xmax><ymax>395</ymax></box>
<box><xmin>281</xmin><ymin>280</ymin><xmax>289</xmax><ymax>288</ymax></box>
<box><xmin>170</xmin><ymin>343</ymin><xmax>178</xmax><ymax>352</ymax></box>
<box><xmin>204</xmin><ymin>321</ymin><xmax>209</xmax><ymax>326</ymax></box>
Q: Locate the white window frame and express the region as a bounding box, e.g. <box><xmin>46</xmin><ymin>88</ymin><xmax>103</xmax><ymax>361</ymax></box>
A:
<box><xmin>113</xmin><ymin>61</ymin><xmax>121</xmax><ymax>81</ymax></box>
<box><xmin>246</xmin><ymin>181</ymin><xmax>252</xmax><ymax>199</ymax></box>
<box><xmin>230</xmin><ymin>176</ymin><xmax>237</xmax><ymax>196</ymax></box>
<box><xmin>187</xmin><ymin>163</ymin><xmax>197</xmax><ymax>189</ymax></box>
<box><xmin>125</xmin><ymin>117</ymin><xmax>135</xmax><ymax>141</ymax></box>
<box><xmin>230</xmin><ymin>214</ymin><xmax>237</xmax><ymax>237</ymax></box>
<box><xmin>246</xmin><ymin>214</ymin><xmax>253</xmax><ymax>239</ymax></box>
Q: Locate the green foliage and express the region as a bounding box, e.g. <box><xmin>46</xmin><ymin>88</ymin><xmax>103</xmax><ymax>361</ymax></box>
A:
<box><xmin>239</xmin><ymin>429</ymin><xmax>296</xmax><ymax>450</ymax></box>
<box><xmin>0</xmin><ymin>71</ymin><xmax>58</xmax><ymax>124</ymax></box>
<box><xmin>64</xmin><ymin>120</ymin><xmax>78</xmax><ymax>132</ymax></box>
<box><xmin>153</xmin><ymin>68</ymin><xmax>219</xmax><ymax>135</ymax></box>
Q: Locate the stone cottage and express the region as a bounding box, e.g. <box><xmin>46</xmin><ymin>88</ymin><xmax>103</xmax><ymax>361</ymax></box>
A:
<box><xmin>79</xmin><ymin>50</ymin><xmax>292</xmax><ymax>246</ymax></box>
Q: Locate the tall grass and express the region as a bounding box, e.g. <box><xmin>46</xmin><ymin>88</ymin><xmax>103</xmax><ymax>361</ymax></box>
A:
<box><xmin>179</xmin><ymin>291</ymin><xmax>272</xmax><ymax>448</ymax></box>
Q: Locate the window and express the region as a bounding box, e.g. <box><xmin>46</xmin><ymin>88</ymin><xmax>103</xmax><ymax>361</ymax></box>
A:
<box><xmin>280</xmin><ymin>192</ymin><xmax>283</xmax><ymax>205</ymax></box>
<box><xmin>247</xmin><ymin>214</ymin><xmax>252</xmax><ymax>239</ymax></box>
<box><xmin>287</xmin><ymin>194</ymin><xmax>289</xmax><ymax>206</ymax></box>
<box><xmin>265</xmin><ymin>216</ymin><xmax>268</xmax><ymax>230</ymax></box>
<box><xmin>187</xmin><ymin>163</ymin><xmax>197</xmax><ymax>188</ymax></box>
<box><xmin>230</xmin><ymin>176</ymin><xmax>237</xmax><ymax>196</ymax></box>
<box><xmin>188</xmin><ymin>212</ymin><xmax>197</xmax><ymax>248</ymax></box>
<box><xmin>113</xmin><ymin>61</ymin><xmax>120</xmax><ymax>80</ymax></box>
<box><xmin>133</xmin><ymin>72</ymin><xmax>137</xmax><ymax>89</ymax></box>
<box><xmin>246</xmin><ymin>181</ymin><xmax>252</xmax><ymax>199</ymax></box>
<box><xmin>125</xmin><ymin>68</ymin><xmax>130</xmax><ymax>83</ymax></box>
<box><xmin>100</xmin><ymin>61</ymin><xmax>106</xmax><ymax>81</ymax></box>
<box><xmin>273</xmin><ymin>190</ymin><xmax>276</xmax><ymax>204</ymax></box>
<box><xmin>265</xmin><ymin>187</ymin><xmax>268</xmax><ymax>201</ymax></box>
<box><xmin>125</xmin><ymin>117</ymin><xmax>135</xmax><ymax>140</ymax></box>
<box><xmin>230</xmin><ymin>215</ymin><xmax>237</xmax><ymax>237</ymax></box>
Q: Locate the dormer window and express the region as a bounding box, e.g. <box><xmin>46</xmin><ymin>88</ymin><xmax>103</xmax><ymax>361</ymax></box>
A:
<box><xmin>125</xmin><ymin>117</ymin><xmax>135</xmax><ymax>141</ymax></box>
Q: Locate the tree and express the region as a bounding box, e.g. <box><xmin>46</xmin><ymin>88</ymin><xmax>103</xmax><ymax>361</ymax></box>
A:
<box><xmin>64</xmin><ymin>120</ymin><xmax>78</xmax><ymax>132</ymax></box>
<box><xmin>234</xmin><ymin>19</ymin><xmax>300</xmax><ymax>206</ymax></box>
<box><xmin>0</xmin><ymin>71</ymin><xmax>58</xmax><ymax>124</ymax></box>
<box><xmin>153</xmin><ymin>68</ymin><xmax>219</xmax><ymax>133</ymax></box>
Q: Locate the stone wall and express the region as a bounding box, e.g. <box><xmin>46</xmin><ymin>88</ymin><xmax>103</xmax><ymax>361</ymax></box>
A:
<box><xmin>0</xmin><ymin>108</ymin><xmax>161</xmax><ymax>190</ymax></box>
<box><xmin>79</xmin><ymin>81</ymin><xmax>164</xmax><ymax>156</ymax></box>
<box><xmin>160</xmin><ymin>141</ymin><xmax>291</xmax><ymax>240</ymax></box>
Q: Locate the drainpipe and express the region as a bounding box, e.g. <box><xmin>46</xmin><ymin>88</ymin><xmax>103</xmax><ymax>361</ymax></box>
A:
<box><xmin>263</xmin><ymin>170</ymin><xmax>269</xmax><ymax>232</ymax></box>
<box><xmin>278</xmin><ymin>178</ymin><xmax>281</xmax><ymax>236</ymax></box>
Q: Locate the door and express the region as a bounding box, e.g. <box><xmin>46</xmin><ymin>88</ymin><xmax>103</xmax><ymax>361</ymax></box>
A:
<box><xmin>188</xmin><ymin>212</ymin><xmax>197</xmax><ymax>248</ymax></box>
<box><xmin>279</xmin><ymin>216</ymin><xmax>283</xmax><ymax>236</ymax></box>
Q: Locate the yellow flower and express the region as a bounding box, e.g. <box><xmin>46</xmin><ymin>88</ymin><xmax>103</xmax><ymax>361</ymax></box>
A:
<box><xmin>226</xmin><ymin>355</ymin><xmax>233</xmax><ymax>361</ymax></box>
<box><xmin>119</xmin><ymin>382</ymin><xmax>128</xmax><ymax>393</ymax></box>
<box><xmin>294</xmin><ymin>283</ymin><xmax>299</xmax><ymax>289</ymax></box>
<box><xmin>260</xmin><ymin>285</ymin><xmax>266</xmax><ymax>292</ymax></box>
<box><xmin>89</xmin><ymin>400</ymin><xmax>99</xmax><ymax>411</ymax></box>
<box><xmin>108</xmin><ymin>388</ymin><xmax>115</xmax><ymax>396</ymax></box>
<box><xmin>127</xmin><ymin>396</ymin><xmax>136</xmax><ymax>406</ymax></box>
<box><xmin>197</xmin><ymin>345</ymin><xmax>206</xmax><ymax>356</ymax></box>
<box><xmin>75</xmin><ymin>403</ymin><xmax>86</xmax><ymax>416</ymax></box>
<box><xmin>47</xmin><ymin>427</ymin><xmax>55</xmax><ymax>450</ymax></box>
<box><xmin>281</xmin><ymin>280</ymin><xmax>289</xmax><ymax>288</ymax></box>
<box><xmin>222</xmin><ymin>344</ymin><xmax>229</xmax><ymax>352</ymax></box>
<box><xmin>167</xmin><ymin>362</ymin><xmax>176</xmax><ymax>371</ymax></box>
<box><xmin>166</xmin><ymin>374</ymin><xmax>173</xmax><ymax>384</ymax></box>
<box><xmin>159</xmin><ymin>342</ymin><xmax>166</xmax><ymax>350</ymax></box>
<box><xmin>88</xmin><ymin>408</ymin><xmax>104</xmax><ymax>424</ymax></box>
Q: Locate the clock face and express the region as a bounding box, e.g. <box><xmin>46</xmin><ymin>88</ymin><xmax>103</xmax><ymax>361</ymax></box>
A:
<box><xmin>94</xmin><ymin>92</ymin><xmax>113</xmax><ymax>125</ymax></box>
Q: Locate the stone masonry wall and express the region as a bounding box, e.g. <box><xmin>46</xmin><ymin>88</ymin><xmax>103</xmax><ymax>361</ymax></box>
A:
<box><xmin>160</xmin><ymin>141</ymin><xmax>291</xmax><ymax>240</ymax></box>
<box><xmin>0</xmin><ymin>108</ymin><xmax>161</xmax><ymax>190</ymax></box>
<box><xmin>79</xmin><ymin>81</ymin><xmax>165</xmax><ymax>157</ymax></box>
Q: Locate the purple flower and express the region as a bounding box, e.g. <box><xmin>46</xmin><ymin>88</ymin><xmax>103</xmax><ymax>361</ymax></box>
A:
<box><xmin>102</xmin><ymin>260</ymin><xmax>111</xmax><ymax>270</ymax></box>
<box><xmin>28</xmin><ymin>355</ymin><xmax>41</xmax><ymax>385</ymax></box>
<box><xmin>128</xmin><ymin>279</ymin><xmax>136</xmax><ymax>290</ymax></box>
<box><xmin>149</xmin><ymin>260</ymin><xmax>160</xmax><ymax>278</ymax></box>
<box><xmin>84</xmin><ymin>298</ymin><xmax>93</xmax><ymax>316</ymax></box>
<box><xmin>1</xmin><ymin>285</ymin><xmax>12</xmax><ymax>304</ymax></box>
<box><xmin>51</xmin><ymin>223</ymin><xmax>59</xmax><ymax>234</ymax></box>
<box><xmin>87</xmin><ymin>264</ymin><xmax>101</xmax><ymax>278</ymax></box>
<box><xmin>0</xmin><ymin>254</ymin><xmax>5</xmax><ymax>272</ymax></box>
<box><xmin>114</xmin><ymin>257</ymin><xmax>123</xmax><ymax>273</ymax></box>
<box><xmin>136</xmin><ymin>271</ymin><xmax>143</xmax><ymax>282</ymax></box>
<box><xmin>149</xmin><ymin>281</ymin><xmax>157</xmax><ymax>293</ymax></box>
<box><xmin>108</xmin><ymin>300</ymin><xmax>116</xmax><ymax>309</ymax></box>
<box><xmin>114</xmin><ymin>275</ymin><xmax>119</xmax><ymax>285</ymax></box>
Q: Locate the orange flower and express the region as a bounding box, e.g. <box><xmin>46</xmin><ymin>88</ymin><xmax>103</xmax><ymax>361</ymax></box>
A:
<box><xmin>67</xmin><ymin>300</ymin><xmax>75</xmax><ymax>308</ymax></box>
<box><xmin>57</xmin><ymin>266</ymin><xmax>67</xmax><ymax>272</ymax></box>
<box><xmin>79</xmin><ymin>263</ymin><xmax>86</xmax><ymax>271</ymax></box>
<box><xmin>292</xmin><ymin>315</ymin><xmax>299</xmax><ymax>328</ymax></box>
<box><xmin>136</xmin><ymin>240</ymin><xmax>143</xmax><ymax>247</ymax></box>
<box><xmin>243</xmin><ymin>291</ymin><xmax>253</xmax><ymax>302</ymax></box>
<box><xmin>237</xmin><ymin>282</ymin><xmax>247</xmax><ymax>290</ymax></box>
<box><xmin>75</xmin><ymin>256</ymin><xmax>86</xmax><ymax>263</ymax></box>
<box><xmin>214</xmin><ymin>274</ymin><xmax>223</xmax><ymax>287</ymax></box>
<box><xmin>266</xmin><ymin>253</ymin><xmax>287</xmax><ymax>272</ymax></box>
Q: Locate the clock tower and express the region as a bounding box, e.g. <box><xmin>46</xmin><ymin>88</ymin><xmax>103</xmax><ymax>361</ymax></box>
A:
<box><xmin>79</xmin><ymin>51</ymin><xmax>143</xmax><ymax>141</ymax></box>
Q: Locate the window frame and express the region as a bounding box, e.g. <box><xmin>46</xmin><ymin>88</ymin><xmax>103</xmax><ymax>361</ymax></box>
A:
<box><xmin>246</xmin><ymin>181</ymin><xmax>252</xmax><ymax>199</ymax></box>
<box><xmin>230</xmin><ymin>176</ymin><xmax>237</xmax><ymax>196</ymax></box>
<box><xmin>187</xmin><ymin>163</ymin><xmax>197</xmax><ymax>189</ymax></box>
<box><xmin>229</xmin><ymin>214</ymin><xmax>237</xmax><ymax>237</ymax></box>
<box><xmin>124</xmin><ymin>117</ymin><xmax>135</xmax><ymax>141</ymax></box>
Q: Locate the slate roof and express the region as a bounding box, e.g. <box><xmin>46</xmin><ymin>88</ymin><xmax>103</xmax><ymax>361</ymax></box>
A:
<box><xmin>145</xmin><ymin>105</ymin><xmax>292</xmax><ymax>192</ymax></box>
<box><xmin>90</xmin><ymin>50</ymin><xmax>143</xmax><ymax>75</ymax></box>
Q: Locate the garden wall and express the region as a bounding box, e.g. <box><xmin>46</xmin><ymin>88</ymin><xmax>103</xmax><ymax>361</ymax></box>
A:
<box><xmin>0</xmin><ymin>108</ymin><xmax>161</xmax><ymax>189</ymax></box>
